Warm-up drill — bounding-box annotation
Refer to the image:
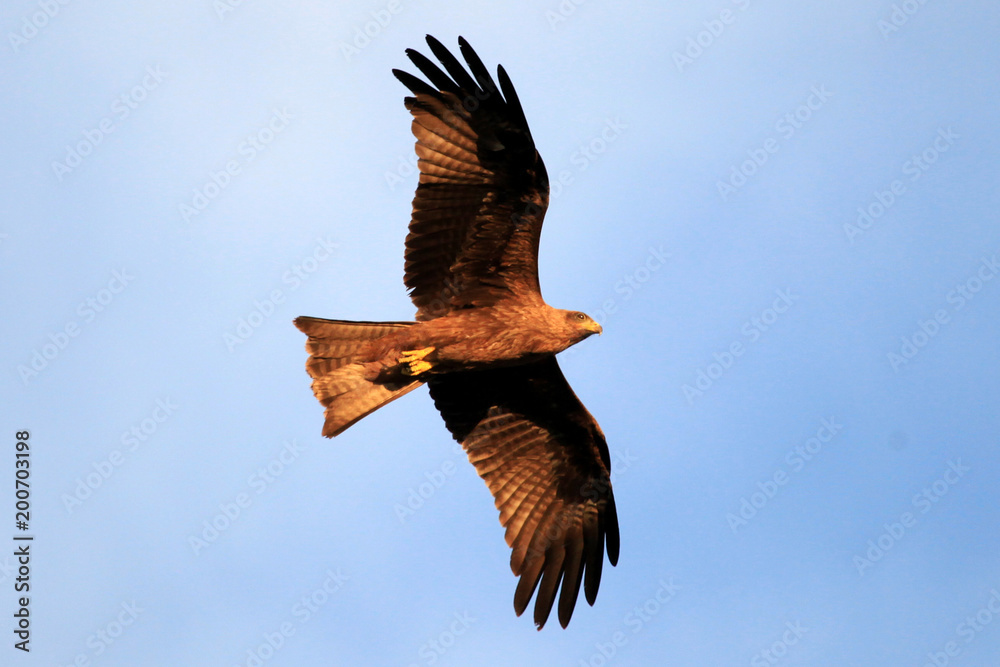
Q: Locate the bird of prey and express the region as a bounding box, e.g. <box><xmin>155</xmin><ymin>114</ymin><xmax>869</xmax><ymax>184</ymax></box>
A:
<box><xmin>294</xmin><ymin>35</ymin><xmax>618</xmax><ymax>629</ymax></box>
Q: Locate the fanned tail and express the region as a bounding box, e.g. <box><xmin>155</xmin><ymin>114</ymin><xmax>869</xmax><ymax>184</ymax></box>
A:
<box><xmin>293</xmin><ymin>316</ymin><xmax>421</xmax><ymax>437</ymax></box>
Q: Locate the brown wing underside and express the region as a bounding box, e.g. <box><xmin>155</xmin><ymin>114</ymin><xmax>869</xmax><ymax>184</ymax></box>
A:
<box><xmin>426</xmin><ymin>356</ymin><xmax>619</xmax><ymax>629</ymax></box>
<box><xmin>393</xmin><ymin>36</ymin><xmax>550</xmax><ymax>321</ymax></box>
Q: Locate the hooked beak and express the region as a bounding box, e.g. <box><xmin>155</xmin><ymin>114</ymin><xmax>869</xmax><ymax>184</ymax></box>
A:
<box><xmin>584</xmin><ymin>321</ymin><xmax>603</xmax><ymax>336</ymax></box>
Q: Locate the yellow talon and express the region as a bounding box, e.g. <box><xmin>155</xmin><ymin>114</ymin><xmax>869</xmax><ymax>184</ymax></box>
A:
<box><xmin>404</xmin><ymin>359</ymin><xmax>433</xmax><ymax>375</ymax></box>
<box><xmin>399</xmin><ymin>346</ymin><xmax>435</xmax><ymax>375</ymax></box>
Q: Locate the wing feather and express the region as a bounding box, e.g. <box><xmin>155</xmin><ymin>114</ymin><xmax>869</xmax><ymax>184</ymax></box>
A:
<box><xmin>394</xmin><ymin>36</ymin><xmax>549</xmax><ymax>320</ymax></box>
<box><xmin>426</xmin><ymin>35</ymin><xmax>482</xmax><ymax>93</ymax></box>
<box><xmin>533</xmin><ymin>541</ymin><xmax>566</xmax><ymax>628</ymax></box>
<box><xmin>558</xmin><ymin>522</ymin><xmax>586</xmax><ymax>628</ymax></box>
<box><xmin>458</xmin><ymin>36</ymin><xmax>499</xmax><ymax>96</ymax></box>
<box><xmin>427</xmin><ymin>357</ymin><xmax>618</xmax><ymax>629</ymax></box>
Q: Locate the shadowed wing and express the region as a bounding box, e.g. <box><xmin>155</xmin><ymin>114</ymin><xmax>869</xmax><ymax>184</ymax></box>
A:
<box><xmin>426</xmin><ymin>357</ymin><xmax>619</xmax><ymax>629</ymax></box>
<box><xmin>393</xmin><ymin>36</ymin><xmax>549</xmax><ymax>321</ymax></box>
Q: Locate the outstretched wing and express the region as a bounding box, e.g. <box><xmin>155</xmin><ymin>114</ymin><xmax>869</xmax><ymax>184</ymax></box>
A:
<box><xmin>426</xmin><ymin>357</ymin><xmax>619</xmax><ymax>629</ymax></box>
<box><xmin>394</xmin><ymin>35</ymin><xmax>549</xmax><ymax>321</ymax></box>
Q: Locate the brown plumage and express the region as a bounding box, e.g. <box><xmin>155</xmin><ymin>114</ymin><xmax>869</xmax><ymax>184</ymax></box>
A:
<box><xmin>293</xmin><ymin>35</ymin><xmax>618</xmax><ymax>629</ymax></box>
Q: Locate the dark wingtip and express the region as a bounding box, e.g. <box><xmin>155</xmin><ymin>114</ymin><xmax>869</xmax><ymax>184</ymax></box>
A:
<box><xmin>606</xmin><ymin>496</ymin><xmax>621</xmax><ymax>566</ymax></box>
<box><xmin>393</xmin><ymin>68</ymin><xmax>438</xmax><ymax>97</ymax></box>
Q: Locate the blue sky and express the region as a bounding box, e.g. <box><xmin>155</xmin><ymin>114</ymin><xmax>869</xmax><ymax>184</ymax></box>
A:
<box><xmin>2</xmin><ymin>1</ymin><xmax>999</xmax><ymax>665</ymax></box>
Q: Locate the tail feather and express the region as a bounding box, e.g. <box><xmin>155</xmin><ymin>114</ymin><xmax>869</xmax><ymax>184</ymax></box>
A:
<box><xmin>294</xmin><ymin>316</ymin><xmax>420</xmax><ymax>437</ymax></box>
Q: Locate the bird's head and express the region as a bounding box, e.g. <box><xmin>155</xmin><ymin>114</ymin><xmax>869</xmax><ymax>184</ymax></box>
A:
<box><xmin>562</xmin><ymin>310</ymin><xmax>603</xmax><ymax>342</ymax></box>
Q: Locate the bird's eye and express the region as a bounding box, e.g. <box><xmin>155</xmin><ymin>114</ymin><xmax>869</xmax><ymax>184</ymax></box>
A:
<box><xmin>575</xmin><ymin>313</ymin><xmax>585</xmax><ymax>321</ymax></box>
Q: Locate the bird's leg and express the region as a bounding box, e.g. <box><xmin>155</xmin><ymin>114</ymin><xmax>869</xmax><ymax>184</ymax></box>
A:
<box><xmin>399</xmin><ymin>346</ymin><xmax>436</xmax><ymax>376</ymax></box>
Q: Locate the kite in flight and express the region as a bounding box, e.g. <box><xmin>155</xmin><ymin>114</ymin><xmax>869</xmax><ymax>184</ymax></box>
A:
<box><xmin>294</xmin><ymin>35</ymin><xmax>618</xmax><ymax>629</ymax></box>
